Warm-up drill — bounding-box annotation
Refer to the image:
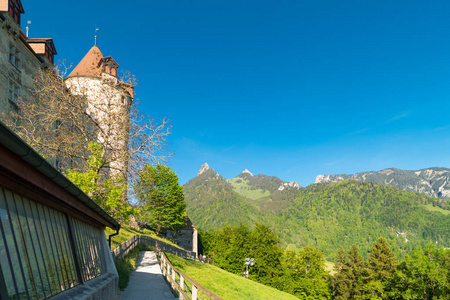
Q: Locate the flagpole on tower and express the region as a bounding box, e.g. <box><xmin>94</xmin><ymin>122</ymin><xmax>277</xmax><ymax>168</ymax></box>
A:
<box><xmin>95</xmin><ymin>27</ymin><xmax>99</xmax><ymax>46</ymax></box>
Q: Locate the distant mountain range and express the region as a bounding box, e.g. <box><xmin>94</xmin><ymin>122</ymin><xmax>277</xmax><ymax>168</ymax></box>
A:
<box><xmin>183</xmin><ymin>164</ymin><xmax>450</xmax><ymax>260</ymax></box>
<box><xmin>316</xmin><ymin>167</ymin><xmax>450</xmax><ymax>199</ymax></box>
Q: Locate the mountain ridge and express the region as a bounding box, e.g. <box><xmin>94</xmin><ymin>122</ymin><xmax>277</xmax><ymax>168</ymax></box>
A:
<box><xmin>183</xmin><ymin>164</ymin><xmax>450</xmax><ymax>260</ymax></box>
<box><xmin>316</xmin><ymin>167</ymin><xmax>450</xmax><ymax>199</ymax></box>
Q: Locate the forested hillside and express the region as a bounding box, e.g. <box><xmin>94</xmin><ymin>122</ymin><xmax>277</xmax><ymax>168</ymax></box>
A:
<box><xmin>183</xmin><ymin>168</ymin><xmax>261</xmax><ymax>229</ymax></box>
<box><xmin>316</xmin><ymin>167</ymin><xmax>450</xmax><ymax>202</ymax></box>
<box><xmin>271</xmin><ymin>181</ymin><xmax>450</xmax><ymax>260</ymax></box>
<box><xmin>184</xmin><ymin>169</ymin><xmax>450</xmax><ymax>260</ymax></box>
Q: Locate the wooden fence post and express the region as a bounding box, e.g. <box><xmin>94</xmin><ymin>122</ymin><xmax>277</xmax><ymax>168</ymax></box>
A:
<box><xmin>172</xmin><ymin>268</ymin><xmax>176</xmax><ymax>289</ymax></box>
<box><xmin>180</xmin><ymin>275</ymin><xmax>184</xmax><ymax>300</ymax></box>
<box><xmin>192</xmin><ymin>285</ymin><xmax>198</xmax><ymax>300</ymax></box>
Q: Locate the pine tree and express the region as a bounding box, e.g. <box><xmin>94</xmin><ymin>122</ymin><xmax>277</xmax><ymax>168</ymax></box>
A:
<box><xmin>359</xmin><ymin>237</ymin><xmax>397</xmax><ymax>299</ymax></box>
<box><xmin>333</xmin><ymin>245</ymin><xmax>364</xmax><ymax>299</ymax></box>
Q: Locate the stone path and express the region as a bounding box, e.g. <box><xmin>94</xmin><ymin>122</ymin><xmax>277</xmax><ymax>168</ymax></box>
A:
<box><xmin>119</xmin><ymin>251</ymin><xmax>175</xmax><ymax>300</ymax></box>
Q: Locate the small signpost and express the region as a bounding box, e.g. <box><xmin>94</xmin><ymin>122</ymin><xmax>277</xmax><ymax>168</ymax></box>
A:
<box><xmin>244</xmin><ymin>258</ymin><xmax>255</xmax><ymax>278</ymax></box>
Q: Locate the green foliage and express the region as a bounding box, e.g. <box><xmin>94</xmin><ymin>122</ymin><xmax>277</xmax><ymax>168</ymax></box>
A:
<box><xmin>284</xmin><ymin>246</ymin><xmax>332</xmax><ymax>299</ymax></box>
<box><xmin>359</xmin><ymin>237</ymin><xmax>397</xmax><ymax>299</ymax></box>
<box><xmin>388</xmin><ymin>244</ymin><xmax>450</xmax><ymax>299</ymax></box>
<box><xmin>135</xmin><ymin>163</ymin><xmax>186</xmax><ymax>234</ymax></box>
<box><xmin>67</xmin><ymin>143</ymin><xmax>134</xmax><ymax>223</ymax></box>
<box><xmin>212</xmin><ymin>224</ymin><xmax>252</xmax><ymax>274</ymax></box>
<box><xmin>197</xmin><ymin>228</ymin><xmax>216</xmax><ymax>257</ymax></box>
<box><xmin>248</xmin><ymin>223</ymin><xmax>285</xmax><ymax>289</ymax></box>
<box><xmin>205</xmin><ymin>224</ymin><xmax>285</xmax><ymax>289</ymax></box>
<box><xmin>333</xmin><ymin>245</ymin><xmax>365</xmax><ymax>299</ymax></box>
<box><xmin>184</xmin><ymin>169</ymin><xmax>260</xmax><ymax>230</ymax></box>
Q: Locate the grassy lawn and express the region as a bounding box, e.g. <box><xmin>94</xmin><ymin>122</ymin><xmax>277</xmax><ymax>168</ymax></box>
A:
<box><xmin>165</xmin><ymin>253</ymin><xmax>298</xmax><ymax>300</ymax></box>
<box><xmin>104</xmin><ymin>225</ymin><xmax>181</xmax><ymax>250</ymax></box>
<box><xmin>423</xmin><ymin>204</ymin><xmax>450</xmax><ymax>215</ymax></box>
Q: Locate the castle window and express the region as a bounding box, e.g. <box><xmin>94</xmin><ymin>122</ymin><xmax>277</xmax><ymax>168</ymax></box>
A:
<box><xmin>9</xmin><ymin>45</ymin><xmax>21</xmax><ymax>69</ymax></box>
<box><xmin>45</xmin><ymin>44</ymin><xmax>54</xmax><ymax>63</ymax></box>
<box><xmin>8</xmin><ymin>0</ymin><xmax>21</xmax><ymax>24</ymax></box>
<box><xmin>8</xmin><ymin>79</ymin><xmax>20</xmax><ymax>104</ymax></box>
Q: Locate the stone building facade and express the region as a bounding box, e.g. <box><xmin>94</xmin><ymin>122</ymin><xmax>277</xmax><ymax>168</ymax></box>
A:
<box><xmin>0</xmin><ymin>0</ymin><xmax>56</xmax><ymax>115</ymax></box>
<box><xmin>164</xmin><ymin>217</ymin><xmax>198</xmax><ymax>256</ymax></box>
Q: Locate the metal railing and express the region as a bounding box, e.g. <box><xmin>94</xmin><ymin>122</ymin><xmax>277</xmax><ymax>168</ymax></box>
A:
<box><xmin>112</xmin><ymin>235</ymin><xmax>195</xmax><ymax>261</ymax></box>
<box><xmin>156</xmin><ymin>244</ymin><xmax>222</xmax><ymax>300</ymax></box>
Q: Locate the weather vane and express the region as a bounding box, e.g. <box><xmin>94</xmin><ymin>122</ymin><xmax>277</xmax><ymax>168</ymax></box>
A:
<box><xmin>94</xmin><ymin>27</ymin><xmax>99</xmax><ymax>46</ymax></box>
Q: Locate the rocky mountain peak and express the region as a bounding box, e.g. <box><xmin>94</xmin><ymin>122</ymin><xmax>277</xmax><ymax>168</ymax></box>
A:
<box><xmin>197</xmin><ymin>163</ymin><xmax>210</xmax><ymax>176</ymax></box>
<box><xmin>241</xmin><ymin>169</ymin><xmax>254</xmax><ymax>176</ymax></box>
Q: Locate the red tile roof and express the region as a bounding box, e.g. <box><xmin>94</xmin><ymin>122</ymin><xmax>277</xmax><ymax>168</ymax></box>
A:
<box><xmin>67</xmin><ymin>45</ymin><xmax>104</xmax><ymax>78</ymax></box>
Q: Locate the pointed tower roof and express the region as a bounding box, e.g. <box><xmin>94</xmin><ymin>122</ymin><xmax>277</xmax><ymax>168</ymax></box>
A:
<box><xmin>67</xmin><ymin>45</ymin><xmax>104</xmax><ymax>78</ymax></box>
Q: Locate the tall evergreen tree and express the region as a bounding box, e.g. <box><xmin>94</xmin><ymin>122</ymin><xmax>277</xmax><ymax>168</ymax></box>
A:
<box><xmin>333</xmin><ymin>245</ymin><xmax>365</xmax><ymax>299</ymax></box>
<box><xmin>359</xmin><ymin>237</ymin><xmax>397</xmax><ymax>299</ymax></box>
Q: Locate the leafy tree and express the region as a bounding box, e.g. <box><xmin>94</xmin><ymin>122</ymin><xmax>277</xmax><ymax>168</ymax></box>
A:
<box><xmin>388</xmin><ymin>244</ymin><xmax>450</xmax><ymax>299</ymax></box>
<box><xmin>213</xmin><ymin>224</ymin><xmax>251</xmax><ymax>274</ymax></box>
<box><xmin>208</xmin><ymin>224</ymin><xmax>285</xmax><ymax>289</ymax></box>
<box><xmin>135</xmin><ymin>163</ymin><xmax>186</xmax><ymax>235</ymax></box>
<box><xmin>248</xmin><ymin>223</ymin><xmax>285</xmax><ymax>289</ymax></box>
<box><xmin>67</xmin><ymin>143</ymin><xmax>134</xmax><ymax>222</ymax></box>
<box><xmin>284</xmin><ymin>246</ymin><xmax>332</xmax><ymax>299</ymax></box>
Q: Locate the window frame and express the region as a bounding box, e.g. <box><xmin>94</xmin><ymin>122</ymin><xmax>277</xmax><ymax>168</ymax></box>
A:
<box><xmin>8</xmin><ymin>79</ymin><xmax>21</xmax><ymax>104</ymax></box>
<box><xmin>8</xmin><ymin>0</ymin><xmax>21</xmax><ymax>24</ymax></box>
<box><xmin>8</xmin><ymin>45</ymin><xmax>21</xmax><ymax>70</ymax></box>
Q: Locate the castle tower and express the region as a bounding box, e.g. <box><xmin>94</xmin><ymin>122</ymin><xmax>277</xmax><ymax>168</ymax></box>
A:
<box><xmin>64</xmin><ymin>45</ymin><xmax>133</xmax><ymax>178</ymax></box>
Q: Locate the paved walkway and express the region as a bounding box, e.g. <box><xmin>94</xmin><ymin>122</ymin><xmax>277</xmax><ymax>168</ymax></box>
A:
<box><xmin>119</xmin><ymin>251</ymin><xmax>175</xmax><ymax>300</ymax></box>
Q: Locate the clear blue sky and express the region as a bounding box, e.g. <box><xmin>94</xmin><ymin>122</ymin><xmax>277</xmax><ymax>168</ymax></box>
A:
<box><xmin>24</xmin><ymin>0</ymin><xmax>450</xmax><ymax>186</ymax></box>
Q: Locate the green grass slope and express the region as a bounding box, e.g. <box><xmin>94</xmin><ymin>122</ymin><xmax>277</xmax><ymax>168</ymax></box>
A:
<box><xmin>166</xmin><ymin>253</ymin><xmax>298</xmax><ymax>300</ymax></box>
<box><xmin>227</xmin><ymin>177</ymin><xmax>271</xmax><ymax>200</ymax></box>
